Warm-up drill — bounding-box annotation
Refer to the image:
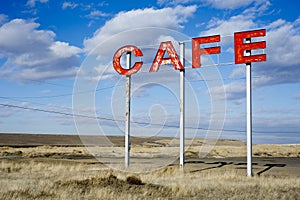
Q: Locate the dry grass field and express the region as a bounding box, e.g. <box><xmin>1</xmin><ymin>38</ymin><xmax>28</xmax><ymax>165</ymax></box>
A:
<box><xmin>0</xmin><ymin>134</ymin><xmax>299</xmax><ymax>199</ymax></box>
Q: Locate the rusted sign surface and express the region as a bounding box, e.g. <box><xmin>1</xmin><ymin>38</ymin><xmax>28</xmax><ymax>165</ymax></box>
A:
<box><xmin>112</xmin><ymin>29</ymin><xmax>267</xmax><ymax>75</ymax></box>
<box><xmin>192</xmin><ymin>35</ymin><xmax>220</xmax><ymax>68</ymax></box>
<box><xmin>149</xmin><ymin>41</ymin><xmax>184</xmax><ymax>72</ymax></box>
<box><xmin>234</xmin><ymin>29</ymin><xmax>266</xmax><ymax>64</ymax></box>
<box><xmin>113</xmin><ymin>45</ymin><xmax>143</xmax><ymax>75</ymax></box>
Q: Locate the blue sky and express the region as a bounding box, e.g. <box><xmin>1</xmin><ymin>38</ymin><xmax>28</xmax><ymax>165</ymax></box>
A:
<box><xmin>0</xmin><ymin>0</ymin><xmax>299</xmax><ymax>144</ymax></box>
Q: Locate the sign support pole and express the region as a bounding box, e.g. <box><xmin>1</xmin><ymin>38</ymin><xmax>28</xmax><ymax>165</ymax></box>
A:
<box><xmin>179</xmin><ymin>42</ymin><xmax>185</xmax><ymax>168</ymax></box>
<box><xmin>125</xmin><ymin>52</ymin><xmax>131</xmax><ymax>168</ymax></box>
<box><xmin>246</xmin><ymin>38</ymin><xmax>252</xmax><ymax>177</ymax></box>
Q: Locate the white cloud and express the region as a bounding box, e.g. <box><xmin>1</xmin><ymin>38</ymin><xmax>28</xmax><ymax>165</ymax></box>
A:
<box><xmin>265</xmin><ymin>18</ymin><xmax>300</xmax><ymax>67</ymax></box>
<box><xmin>4</xmin><ymin>67</ymin><xmax>79</xmax><ymax>81</ymax></box>
<box><xmin>86</xmin><ymin>10</ymin><xmax>109</xmax><ymax>19</ymax></box>
<box><xmin>157</xmin><ymin>0</ymin><xmax>194</xmax><ymax>6</ymax></box>
<box><xmin>201</xmin><ymin>14</ymin><xmax>255</xmax><ymax>36</ymax></box>
<box><xmin>158</xmin><ymin>0</ymin><xmax>264</xmax><ymax>10</ymax></box>
<box><xmin>253</xmin><ymin>17</ymin><xmax>300</xmax><ymax>86</ymax></box>
<box><xmin>208</xmin><ymin>15</ymin><xmax>300</xmax><ymax>106</ymax></box>
<box><xmin>50</xmin><ymin>41</ymin><xmax>82</xmax><ymax>58</ymax></box>
<box><xmin>0</xmin><ymin>19</ymin><xmax>82</xmax><ymax>81</ymax></box>
<box><xmin>87</xmin><ymin>10</ymin><xmax>108</xmax><ymax>19</ymax></box>
<box><xmin>201</xmin><ymin>2</ymin><xmax>270</xmax><ymax>36</ymax></box>
<box><xmin>202</xmin><ymin>3</ymin><xmax>300</xmax><ymax>87</ymax></box>
<box><xmin>210</xmin><ymin>81</ymin><xmax>245</xmax><ymax>101</ymax></box>
<box><xmin>0</xmin><ymin>101</ymin><xmax>30</xmax><ymax>118</ymax></box>
<box><xmin>230</xmin><ymin>66</ymin><xmax>245</xmax><ymax>78</ymax></box>
<box><xmin>26</xmin><ymin>0</ymin><xmax>48</xmax><ymax>7</ymax></box>
<box><xmin>83</xmin><ymin>5</ymin><xmax>197</xmax><ymax>52</ymax></box>
<box><xmin>201</xmin><ymin>0</ymin><xmax>258</xmax><ymax>10</ymax></box>
<box><xmin>62</xmin><ymin>1</ymin><xmax>78</xmax><ymax>10</ymax></box>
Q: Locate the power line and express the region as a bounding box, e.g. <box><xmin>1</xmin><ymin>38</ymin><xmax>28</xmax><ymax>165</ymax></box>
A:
<box><xmin>0</xmin><ymin>75</ymin><xmax>257</xmax><ymax>100</ymax></box>
<box><xmin>21</xmin><ymin>78</ymin><xmax>74</xmax><ymax>88</ymax></box>
<box><xmin>1</xmin><ymin>103</ymin><xmax>299</xmax><ymax>134</ymax></box>
<box><xmin>0</xmin><ymin>103</ymin><xmax>121</xmax><ymax>122</ymax></box>
<box><xmin>0</xmin><ymin>96</ymin><xmax>125</xmax><ymax>118</ymax></box>
<box><xmin>0</xmin><ymin>102</ymin><xmax>228</xmax><ymax>132</ymax></box>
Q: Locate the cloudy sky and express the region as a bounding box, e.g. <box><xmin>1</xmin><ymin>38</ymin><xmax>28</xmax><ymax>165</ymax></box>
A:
<box><xmin>0</xmin><ymin>0</ymin><xmax>299</xmax><ymax>144</ymax></box>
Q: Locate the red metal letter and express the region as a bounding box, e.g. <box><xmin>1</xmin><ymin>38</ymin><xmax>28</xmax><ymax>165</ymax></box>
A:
<box><xmin>192</xmin><ymin>35</ymin><xmax>220</xmax><ymax>68</ymax></box>
<box><xmin>149</xmin><ymin>41</ymin><xmax>183</xmax><ymax>72</ymax></box>
<box><xmin>113</xmin><ymin>45</ymin><xmax>143</xmax><ymax>75</ymax></box>
<box><xmin>234</xmin><ymin>29</ymin><xmax>266</xmax><ymax>64</ymax></box>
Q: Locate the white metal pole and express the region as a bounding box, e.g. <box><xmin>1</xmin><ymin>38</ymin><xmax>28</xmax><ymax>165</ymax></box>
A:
<box><xmin>179</xmin><ymin>42</ymin><xmax>185</xmax><ymax>167</ymax></box>
<box><xmin>246</xmin><ymin>38</ymin><xmax>252</xmax><ymax>177</ymax></box>
<box><xmin>125</xmin><ymin>52</ymin><xmax>131</xmax><ymax>168</ymax></box>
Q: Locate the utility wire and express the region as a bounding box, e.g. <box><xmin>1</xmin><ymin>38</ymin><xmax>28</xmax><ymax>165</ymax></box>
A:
<box><xmin>0</xmin><ymin>75</ymin><xmax>258</xmax><ymax>100</ymax></box>
<box><xmin>0</xmin><ymin>85</ymin><xmax>123</xmax><ymax>99</ymax></box>
<box><xmin>0</xmin><ymin>102</ymin><xmax>238</xmax><ymax>132</ymax></box>
<box><xmin>0</xmin><ymin>103</ymin><xmax>121</xmax><ymax>122</ymax></box>
<box><xmin>24</xmin><ymin>79</ymin><xmax>73</xmax><ymax>88</ymax></box>
<box><xmin>1</xmin><ymin>103</ymin><xmax>299</xmax><ymax>134</ymax></box>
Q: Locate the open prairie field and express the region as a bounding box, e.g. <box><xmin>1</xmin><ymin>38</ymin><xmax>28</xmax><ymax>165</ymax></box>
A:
<box><xmin>0</xmin><ymin>133</ymin><xmax>299</xmax><ymax>199</ymax></box>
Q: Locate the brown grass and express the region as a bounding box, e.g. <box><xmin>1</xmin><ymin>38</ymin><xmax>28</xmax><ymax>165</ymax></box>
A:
<box><xmin>0</xmin><ymin>143</ymin><xmax>299</xmax><ymax>199</ymax></box>
<box><xmin>0</xmin><ymin>159</ymin><xmax>299</xmax><ymax>200</ymax></box>
<box><xmin>186</xmin><ymin>143</ymin><xmax>300</xmax><ymax>158</ymax></box>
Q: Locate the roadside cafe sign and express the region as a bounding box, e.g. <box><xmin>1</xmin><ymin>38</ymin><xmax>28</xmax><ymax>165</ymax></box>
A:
<box><xmin>112</xmin><ymin>29</ymin><xmax>267</xmax><ymax>176</ymax></box>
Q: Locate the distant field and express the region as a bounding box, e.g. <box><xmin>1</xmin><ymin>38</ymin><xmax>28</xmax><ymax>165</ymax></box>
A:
<box><xmin>0</xmin><ymin>133</ymin><xmax>246</xmax><ymax>147</ymax></box>
<box><xmin>0</xmin><ymin>133</ymin><xmax>150</xmax><ymax>147</ymax></box>
<box><xmin>0</xmin><ymin>133</ymin><xmax>299</xmax><ymax>199</ymax></box>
